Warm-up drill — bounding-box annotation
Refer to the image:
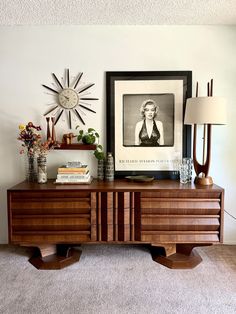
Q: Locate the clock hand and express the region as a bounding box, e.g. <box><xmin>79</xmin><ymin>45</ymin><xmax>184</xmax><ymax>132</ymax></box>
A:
<box><xmin>61</xmin><ymin>95</ymin><xmax>69</xmax><ymax>100</ymax></box>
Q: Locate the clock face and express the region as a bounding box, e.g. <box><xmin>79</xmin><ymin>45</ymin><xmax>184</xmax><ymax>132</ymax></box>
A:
<box><xmin>42</xmin><ymin>69</ymin><xmax>98</xmax><ymax>128</ymax></box>
<box><xmin>58</xmin><ymin>89</ymin><xmax>79</xmax><ymax>109</ymax></box>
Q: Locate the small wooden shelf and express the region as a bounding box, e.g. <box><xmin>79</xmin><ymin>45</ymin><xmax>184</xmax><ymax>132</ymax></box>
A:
<box><xmin>54</xmin><ymin>143</ymin><xmax>96</xmax><ymax>150</ymax></box>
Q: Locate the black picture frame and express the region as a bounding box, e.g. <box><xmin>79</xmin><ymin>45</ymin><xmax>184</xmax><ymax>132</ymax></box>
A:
<box><xmin>106</xmin><ymin>71</ymin><xmax>192</xmax><ymax>179</ymax></box>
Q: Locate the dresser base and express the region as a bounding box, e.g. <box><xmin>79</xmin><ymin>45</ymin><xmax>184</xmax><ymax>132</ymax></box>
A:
<box><xmin>28</xmin><ymin>245</ymin><xmax>81</xmax><ymax>270</ymax></box>
<box><xmin>150</xmin><ymin>244</ymin><xmax>211</xmax><ymax>269</ymax></box>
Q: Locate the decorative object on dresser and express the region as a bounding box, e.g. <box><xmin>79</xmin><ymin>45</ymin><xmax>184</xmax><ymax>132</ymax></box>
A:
<box><xmin>106</xmin><ymin>71</ymin><xmax>192</xmax><ymax>179</ymax></box>
<box><xmin>184</xmin><ymin>79</ymin><xmax>227</xmax><ymax>185</ymax></box>
<box><xmin>97</xmin><ymin>159</ymin><xmax>105</xmax><ymax>181</ymax></box>
<box><xmin>17</xmin><ymin>122</ymin><xmax>41</xmax><ymax>182</ymax></box>
<box><xmin>105</xmin><ymin>152</ymin><xmax>114</xmax><ymax>181</ymax></box>
<box><xmin>178</xmin><ymin>157</ymin><xmax>193</xmax><ymax>184</ymax></box>
<box><xmin>125</xmin><ymin>175</ymin><xmax>154</xmax><ymax>182</ymax></box>
<box><xmin>42</xmin><ymin>69</ymin><xmax>98</xmax><ymax>128</ymax></box>
<box><xmin>93</xmin><ymin>136</ymin><xmax>105</xmax><ymax>181</ymax></box>
<box><xmin>17</xmin><ymin>121</ymin><xmax>60</xmax><ymax>183</ymax></box>
<box><xmin>7</xmin><ymin>179</ymin><xmax>224</xmax><ymax>270</ymax></box>
<box><xmin>55</xmin><ymin>162</ymin><xmax>92</xmax><ymax>184</ymax></box>
<box><xmin>37</xmin><ymin>154</ymin><xmax>47</xmax><ymax>184</ymax></box>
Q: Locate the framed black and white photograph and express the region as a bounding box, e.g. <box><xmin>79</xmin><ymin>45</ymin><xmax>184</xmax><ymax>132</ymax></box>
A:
<box><xmin>106</xmin><ymin>71</ymin><xmax>192</xmax><ymax>179</ymax></box>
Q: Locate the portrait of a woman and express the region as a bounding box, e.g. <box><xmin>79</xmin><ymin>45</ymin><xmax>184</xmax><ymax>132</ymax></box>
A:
<box><xmin>135</xmin><ymin>99</ymin><xmax>164</xmax><ymax>146</ymax></box>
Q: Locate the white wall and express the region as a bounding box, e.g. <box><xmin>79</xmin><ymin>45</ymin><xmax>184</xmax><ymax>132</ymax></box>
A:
<box><xmin>0</xmin><ymin>26</ymin><xmax>235</xmax><ymax>244</ymax></box>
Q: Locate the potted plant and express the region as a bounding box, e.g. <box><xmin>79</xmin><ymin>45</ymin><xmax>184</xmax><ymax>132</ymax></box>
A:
<box><xmin>76</xmin><ymin>126</ymin><xmax>105</xmax><ymax>158</ymax></box>
<box><xmin>76</xmin><ymin>126</ymin><xmax>105</xmax><ymax>180</ymax></box>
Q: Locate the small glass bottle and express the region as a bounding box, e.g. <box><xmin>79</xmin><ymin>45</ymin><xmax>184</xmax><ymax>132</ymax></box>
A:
<box><xmin>105</xmin><ymin>152</ymin><xmax>114</xmax><ymax>181</ymax></box>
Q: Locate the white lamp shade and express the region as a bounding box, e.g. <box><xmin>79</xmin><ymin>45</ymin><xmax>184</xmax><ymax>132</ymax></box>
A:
<box><xmin>184</xmin><ymin>96</ymin><xmax>227</xmax><ymax>125</ymax></box>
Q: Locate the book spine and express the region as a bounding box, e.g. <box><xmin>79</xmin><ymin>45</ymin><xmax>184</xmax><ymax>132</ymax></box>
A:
<box><xmin>59</xmin><ymin>167</ymin><xmax>88</xmax><ymax>171</ymax></box>
<box><xmin>57</xmin><ymin>174</ymin><xmax>90</xmax><ymax>179</ymax></box>
<box><xmin>56</xmin><ymin>176</ymin><xmax>91</xmax><ymax>183</ymax></box>
<box><xmin>57</xmin><ymin>169</ymin><xmax>88</xmax><ymax>174</ymax></box>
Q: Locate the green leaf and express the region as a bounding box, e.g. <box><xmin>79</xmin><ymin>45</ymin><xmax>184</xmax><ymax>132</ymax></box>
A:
<box><xmin>94</xmin><ymin>151</ymin><xmax>105</xmax><ymax>160</ymax></box>
<box><xmin>82</xmin><ymin>134</ymin><xmax>96</xmax><ymax>144</ymax></box>
<box><xmin>95</xmin><ymin>132</ymin><xmax>99</xmax><ymax>138</ymax></box>
<box><xmin>88</xmin><ymin>128</ymin><xmax>95</xmax><ymax>133</ymax></box>
<box><xmin>77</xmin><ymin>135</ymin><xmax>82</xmax><ymax>142</ymax></box>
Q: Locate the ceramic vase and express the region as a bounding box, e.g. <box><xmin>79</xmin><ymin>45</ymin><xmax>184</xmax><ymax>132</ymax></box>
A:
<box><xmin>25</xmin><ymin>153</ymin><xmax>37</xmax><ymax>182</ymax></box>
<box><xmin>97</xmin><ymin>159</ymin><xmax>104</xmax><ymax>181</ymax></box>
<box><xmin>105</xmin><ymin>152</ymin><xmax>114</xmax><ymax>181</ymax></box>
<box><xmin>37</xmin><ymin>154</ymin><xmax>47</xmax><ymax>184</ymax></box>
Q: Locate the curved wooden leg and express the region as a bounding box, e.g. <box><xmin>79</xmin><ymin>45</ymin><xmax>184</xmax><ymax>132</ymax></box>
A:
<box><xmin>150</xmin><ymin>243</ymin><xmax>212</xmax><ymax>269</ymax></box>
<box><xmin>28</xmin><ymin>244</ymin><xmax>81</xmax><ymax>270</ymax></box>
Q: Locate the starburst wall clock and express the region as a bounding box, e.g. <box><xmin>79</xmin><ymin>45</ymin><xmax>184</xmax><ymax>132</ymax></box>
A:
<box><xmin>42</xmin><ymin>69</ymin><xmax>98</xmax><ymax>128</ymax></box>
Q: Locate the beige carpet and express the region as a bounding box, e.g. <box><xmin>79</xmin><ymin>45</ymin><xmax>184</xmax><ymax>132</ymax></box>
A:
<box><xmin>0</xmin><ymin>244</ymin><xmax>236</xmax><ymax>314</ymax></box>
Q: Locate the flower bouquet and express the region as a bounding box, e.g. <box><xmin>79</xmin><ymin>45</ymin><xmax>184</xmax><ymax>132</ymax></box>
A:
<box><xmin>18</xmin><ymin>122</ymin><xmax>60</xmax><ymax>182</ymax></box>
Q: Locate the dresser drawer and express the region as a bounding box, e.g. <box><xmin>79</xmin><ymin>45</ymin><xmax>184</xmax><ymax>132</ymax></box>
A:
<box><xmin>10</xmin><ymin>191</ymin><xmax>91</xmax><ymax>215</ymax></box>
<box><xmin>141</xmin><ymin>198</ymin><xmax>221</xmax><ymax>215</ymax></box>
<box><xmin>141</xmin><ymin>215</ymin><xmax>220</xmax><ymax>231</ymax></box>
<box><xmin>141</xmin><ymin>191</ymin><xmax>221</xmax><ymax>199</ymax></box>
<box><xmin>140</xmin><ymin>192</ymin><xmax>223</xmax><ymax>243</ymax></box>
<box><xmin>8</xmin><ymin>191</ymin><xmax>94</xmax><ymax>244</ymax></box>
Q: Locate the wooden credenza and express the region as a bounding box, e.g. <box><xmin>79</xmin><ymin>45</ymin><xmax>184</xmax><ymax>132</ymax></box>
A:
<box><xmin>7</xmin><ymin>179</ymin><xmax>224</xmax><ymax>269</ymax></box>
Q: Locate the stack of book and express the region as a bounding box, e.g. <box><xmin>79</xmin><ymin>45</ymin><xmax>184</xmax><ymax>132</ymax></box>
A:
<box><xmin>55</xmin><ymin>164</ymin><xmax>92</xmax><ymax>184</ymax></box>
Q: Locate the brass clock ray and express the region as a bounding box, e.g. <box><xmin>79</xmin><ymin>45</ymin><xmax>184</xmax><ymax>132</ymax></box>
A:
<box><xmin>43</xmin><ymin>69</ymin><xmax>98</xmax><ymax>128</ymax></box>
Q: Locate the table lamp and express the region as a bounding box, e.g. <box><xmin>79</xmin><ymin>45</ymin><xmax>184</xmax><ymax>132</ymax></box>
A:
<box><xmin>184</xmin><ymin>80</ymin><xmax>226</xmax><ymax>185</ymax></box>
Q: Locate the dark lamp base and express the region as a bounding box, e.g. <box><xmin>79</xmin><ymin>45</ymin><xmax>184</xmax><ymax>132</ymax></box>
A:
<box><xmin>194</xmin><ymin>176</ymin><xmax>213</xmax><ymax>186</ymax></box>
